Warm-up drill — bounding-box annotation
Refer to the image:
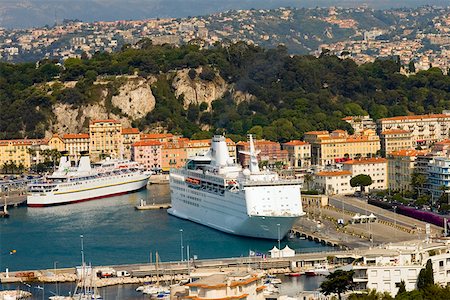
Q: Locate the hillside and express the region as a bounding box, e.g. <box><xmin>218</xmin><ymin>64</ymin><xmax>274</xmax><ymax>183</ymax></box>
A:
<box><xmin>1</xmin><ymin>42</ymin><xmax>450</xmax><ymax>142</ymax></box>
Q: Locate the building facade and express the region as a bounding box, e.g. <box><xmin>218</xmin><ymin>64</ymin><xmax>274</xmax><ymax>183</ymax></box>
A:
<box><xmin>342</xmin><ymin>158</ymin><xmax>388</xmax><ymax>191</ymax></box>
<box><xmin>121</xmin><ymin>128</ymin><xmax>140</xmax><ymax>160</ymax></box>
<box><xmin>342</xmin><ymin>115</ymin><xmax>376</xmax><ymax>134</ymax></box>
<box><xmin>378</xmin><ymin>113</ymin><xmax>450</xmax><ymax>147</ymax></box>
<box><xmin>387</xmin><ymin>150</ymin><xmax>428</xmax><ymax>193</ymax></box>
<box><xmin>314</xmin><ymin>170</ymin><xmax>354</xmax><ymax>195</ymax></box>
<box><xmin>281</xmin><ymin>140</ymin><xmax>311</xmax><ymax>169</ymax></box>
<box><xmin>89</xmin><ymin>119</ymin><xmax>123</xmax><ymax>161</ymax></box>
<box><xmin>427</xmin><ymin>156</ymin><xmax>450</xmax><ymax>198</ymax></box>
<box><xmin>304</xmin><ymin>129</ymin><xmax>380</xmax><ymax>166</ymax></box>
<box><xmin>131</xmin><ymin>140</ymin><xmax>162</xmax><ymax>171</ymax></box>
<box><xmin>161</xmin><ymin>137</ymin><xmax>189</xmax><ymax>172</ymax></box>
<box><xmin>63</xmin><ymin>133</ymin><xmax>90</xmax><ymax>161</ymax></box>
<box><xmin>380</xmin><ymin>129</ymin><xmax>414</xmax><ymax>157</ymax></box>
<box><xmin>236</xmin><ymin>140</ymin><xmax>288</xmax><ymax>168</ymax></box>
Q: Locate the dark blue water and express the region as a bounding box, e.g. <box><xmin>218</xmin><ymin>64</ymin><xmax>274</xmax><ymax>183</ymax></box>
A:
<box><xmin>0</xmin><ymin>185</ymin><xmax>331</xmax><ymax>272</ymax></box>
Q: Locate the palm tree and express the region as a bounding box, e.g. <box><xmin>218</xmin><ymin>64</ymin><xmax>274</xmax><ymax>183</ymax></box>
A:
<box><xmin>303</xmin><ymin>174</ymin><xmax>314</xmax><ymax>191</ymax></box>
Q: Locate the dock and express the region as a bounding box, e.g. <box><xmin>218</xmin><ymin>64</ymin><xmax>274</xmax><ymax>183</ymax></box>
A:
<box><xmin>135</xmin><ymin>199</ymin><xmax>171</xmax><ymax>210</ymax></box>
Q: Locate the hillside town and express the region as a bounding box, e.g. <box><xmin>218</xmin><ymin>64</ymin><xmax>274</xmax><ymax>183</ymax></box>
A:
<box><xmin>3</xmin><ymin>112</ymin><xmax>450</xmax><ymax>211</ymax></box>
<box><xmin>1</xmin><ymin>6</ymin><xmax>450</xmax><ymax>73</ymax></box>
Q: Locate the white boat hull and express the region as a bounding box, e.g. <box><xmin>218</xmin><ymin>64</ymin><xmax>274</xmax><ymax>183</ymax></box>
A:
<box><xmin>168</xmin><ymin>179</ymin><xmax>301</xmax><ymax>239</ymax></box>
<box><xmin>27</xmin><ymin>174</ymin><xmax>150</xmax><ymax>207</ymax></box>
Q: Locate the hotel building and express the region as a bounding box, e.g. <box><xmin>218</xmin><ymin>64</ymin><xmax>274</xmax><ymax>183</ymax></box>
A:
<box><xmin>342</xmin><ymin>158</ymin><xmax>388</xmax><ymax>191</ymax></box>
<box><xmin>131</xmin><ymin>140</ymin><xmax>162</xmax><ymax>171</ymax></box>
<box><xmin>62</xmin><ymin>133</ymin><xmax>90</xmax><ymax>161</ymax></box>
<box><xmin>121</xmin><ymin>128</ymin><xmax>140</xmax><ymax>160</ymax></box>
<box><xmin>380</xmin><ymin>129</ymin><xmax>414</xmax><ymax>157</ymax></box>
<box><xmin>387</xmin><ymin>150</ymin><xmax>428</xmax><ymax>192</ymax></box>
<box><xmin>377</xmin><ymin>113</ymin><xmax>450</xmax><ymax>147</ymax></box>
<box><xmin>281</xmin><ymin>140</ymin><xmax>311</xmax><ymax>169</ymax></box>
<box><xmin>304</xmin><ymin>129</ymin><xmax>380</xmax><ymax>166</ymax></box>
<box><xmin>89</xmin><ymin>119</ymin><xmax>123</xmax><ymax>161</ymax></box>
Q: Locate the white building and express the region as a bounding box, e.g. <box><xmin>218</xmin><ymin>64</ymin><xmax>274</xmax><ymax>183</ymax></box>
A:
<box><xmin>342</xmin><ymin>158</ymin><xmax>388</xmax><ymax>191</ymax></box>
<box><xmin>314</xmin><ymin>170</ymin><xmax>354</xmax><ymax>195</ymax></box>
<box><xmin>377</xmin><ymin>113</ymin><xmax>450</xmax><ymax>147</ymax></box>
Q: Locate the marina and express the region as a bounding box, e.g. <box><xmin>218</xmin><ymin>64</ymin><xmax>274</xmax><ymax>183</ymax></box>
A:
<box><xmin>0</xmin><ymin>185</ymin><xmax>331</xmax><ymax>272</ymax></box>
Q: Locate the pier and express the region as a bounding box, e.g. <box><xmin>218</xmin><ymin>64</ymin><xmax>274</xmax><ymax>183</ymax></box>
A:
<box><xmin>134</xmin><ymin>199</ymin><xmax>171</xmax><ymax>210</ymax></box>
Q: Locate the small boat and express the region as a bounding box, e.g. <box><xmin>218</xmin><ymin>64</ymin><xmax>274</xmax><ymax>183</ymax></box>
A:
<box><xmin>304</xmin><ymin>270</ymin><xmax>316</xmax><ymax>276</ymax></box>
<box><xmin>305</xmin><ymin>264</ymin><xmax>330</xmax><ymax>276</ymax></box>
<box><xmin>262</xmin><ymin>283</ymin><xmax>279</xmax><ymax>295</ymax></box>
<box><xmin>287</xmin><ymin>272</ymin><xmax>302</xmax><ymax>277</ymax></box>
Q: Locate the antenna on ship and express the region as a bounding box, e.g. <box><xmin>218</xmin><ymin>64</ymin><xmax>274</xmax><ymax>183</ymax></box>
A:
<box><xmin>239</xmin><ymin>134</ymin><xmax>261</xmax><ymax>174</ymax></box>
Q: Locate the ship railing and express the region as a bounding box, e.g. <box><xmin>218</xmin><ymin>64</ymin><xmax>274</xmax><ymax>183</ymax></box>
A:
<box><xmin>241</xmin><ymin>179</ymin><xmax>303</xmax><ymax>187</ymax></box>
<box><xmin>170</xmin><ymin>168</ymin><xmax>225</xmax><ymax>185</ymax></box>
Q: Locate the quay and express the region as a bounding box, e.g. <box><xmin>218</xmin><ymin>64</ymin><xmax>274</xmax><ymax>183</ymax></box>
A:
<box><xmin>135</xmin><ymin>199</ymin><xmax>171</xmax><ymax>210</ymax></box>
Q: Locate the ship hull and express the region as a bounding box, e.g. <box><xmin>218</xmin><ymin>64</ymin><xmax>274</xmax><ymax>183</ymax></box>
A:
<box><xmin>168</xmin><ymin>178</ymin><xmax>301</xmax><ymax>240</ymax></box>
<box><xmin>27</xmin><ymin>175</ymin><xmax>150</xmax><ymax>207</ymax></box>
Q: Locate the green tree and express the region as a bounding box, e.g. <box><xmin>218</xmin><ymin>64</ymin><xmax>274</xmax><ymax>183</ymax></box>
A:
<box><xmin>397</xmin><ymin>280</ymin><xmax>406</xmax><ymax>296</ymax></box>
<box><xmin>320</xmin><ymin>270</ymin><xmax>355</xmax><ymax>300</ymax></box>
<box><xmin>411</xmin><ymin>172</ymin><xmax>427</xmax><ymax>197</ymax></box>
<box><xmin>417</xmin><ymin>259</ymin><xmax>434</xmax><ymax>290</ymax></box>
<box><xmin>350</xmin><ymin>174</ymin><xmax>373</xmax><ymax>193</ymax></box>
<box><xmin>303</xmin><ymin>174</ymin><xmax>314</xmax><ymax>191</ymax></box>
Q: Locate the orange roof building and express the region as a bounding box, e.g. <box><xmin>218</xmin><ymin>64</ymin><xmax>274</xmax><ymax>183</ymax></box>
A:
<box><xmin>236</xmin><ymin>140</ymin><xmax>288</xmax><ymax>168</ymax></box>
<box><xmin>378</xmin><ymin>113</ymin><xmax>450</xmax><ymax>146</ymax></box>
<box><xmin>342</xmin><ymin>158</ymin><xmax>388</xmax><ymax>190</ymax></box>
<box><xmin>387</xmin><ymin>149</ymin><xmax>429</xmax><ymax>192</ymax></box>
<box><xmin>314</xmin><ymin>170</ymin><xmax>354</xmax><ymax>195</ymax></box>
<box><xmin>304</xmin><ymin>129</ymin><xmax>380</xmax><ymax>166</ymax></box>
<box><xmin>281</xmin><ymin>140</ymin><xmax>311</xmax><ymax>169</ymax></box>
<box><xmin>380</xmin><ymin>129</ymin><xmax>413</xmax><ymax>157</ymax></box>
<box><xmin>132</xmin><ymin>140</ymin><xmax>162</xmax><ymax>171</ymax></box>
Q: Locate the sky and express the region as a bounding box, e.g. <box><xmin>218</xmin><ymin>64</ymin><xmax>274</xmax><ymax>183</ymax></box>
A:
<box><xmin>0</xmin><ymin>0</ymin><xmax>448</xmax><ymax>28</ymax></box>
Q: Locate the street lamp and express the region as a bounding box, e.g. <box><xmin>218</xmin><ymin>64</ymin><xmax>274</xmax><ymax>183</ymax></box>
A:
<box><xmin>179</xmin><ymin>229</ymin><xmax>184</xmax><ymax>262</ymax></box>
<box><xmin>54</xmin><ymin>261</ymin><xmax>59</xmax><ymax>296</ymax></box>
<box><xmin>277</xmin><ymin>224</ymin><xmax>281</xmax><ymax>250</ymax></box>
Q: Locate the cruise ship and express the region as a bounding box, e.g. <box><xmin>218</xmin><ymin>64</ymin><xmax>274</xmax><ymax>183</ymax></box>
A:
<box><xmin>168</xmin><ymin>135</ymin><xmax>305</xmax><ymax>239</ymax></box>
<box><xmin>27</xmin><ymin>157</ymin><xmax>151</xmax><ymax>207</ymax></box>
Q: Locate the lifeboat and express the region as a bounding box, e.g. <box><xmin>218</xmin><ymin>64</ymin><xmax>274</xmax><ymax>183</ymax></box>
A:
<box><xmin>186</xmin><ymin>178</ymin><xmax>201</xmax><ymax>185</ymax></box>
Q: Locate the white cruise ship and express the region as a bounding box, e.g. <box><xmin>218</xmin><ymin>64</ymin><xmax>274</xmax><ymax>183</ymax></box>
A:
<box><xmin>168</xmin><ymin>135</ymin><xmax>305</xmax><ymax>239</ymax></box>
<box><xmin>27</xmin><ymin>156</ymin><xmax>151</xmax><ymax>207</ymax></box>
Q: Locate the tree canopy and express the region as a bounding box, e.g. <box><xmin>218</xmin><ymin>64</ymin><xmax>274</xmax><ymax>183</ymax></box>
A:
<box><xmin>350</xmin><ymin>174</ymin><xmax>373</xmax><ymax>193</ymax></box>
<box><xmin>320</xmin><ymin>270</ymin><xmax>355</xmax><ymax>300</ymax></box>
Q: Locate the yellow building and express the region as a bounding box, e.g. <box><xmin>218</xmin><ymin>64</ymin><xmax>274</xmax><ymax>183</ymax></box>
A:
<box><xmin>281</xmin><ymin>140</ymin><xmax>311</xmax><ymax>169</ymax></box>
<box><xmin>47</xmin><ymin>134</ymin><xmax>66</xmax><ymax>152</ymax></box>
<box><xmin>89</xmin><ymin>119</ymin><xmax>123</xmax><ymax>161</ymax></box>
<box><xmin>304</xmin><ymin>129</ymin><xmax>380</xmax><ymax>165</ymax></box>
<box><xmin>387</xmin><ymin>149</ymin><xmax>428</xmax><ymax>192</ymax></box>
<box><xmin>63</xmin><ymin>133</ymin><xmax>90</xmax><ymax>161</ymax></box>
<box><xmin>121</xmin><ymin>128</ymin><xmax>140</xmax><ymax>160</ymax></box>
<box><xmin>380</xmin><ymin>129</ymin><xmax>414</xmax><ymax>157</ymax></box>
<box><xmin>0</xmin><ymin>139</ymin><xmax>41</xmax><ymax>169</ymax></box>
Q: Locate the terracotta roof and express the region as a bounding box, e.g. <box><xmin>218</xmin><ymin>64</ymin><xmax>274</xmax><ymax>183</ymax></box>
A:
<box><xmin>0</xmin><ymin>139</ymin><xmax>44</xmax><ymax>146</ymax></box>
<box><xmin>133</xmin><ymin>140</ymin><xmax>162</xmax><ymax>147</ymax></box>
<box><xmin>342</xmin><ymin>158</ymin><xmax>387</xmax><ymax>165</ymax></box>
<box><xmin>316</xmin><ymin>170</ymin><xmax>352</xmax><ymax>176</ymax></box>
<box><xmin>140</xmin><ymin>133</ymin><xmax>174</xmax><ymax>140</ymax></box>
<box><xmin>63</xmin><ymin>133</ymin><xmax>89</xmax><ymax>139</ymax></box>
<box><xmin>381</xmin><ymin>129</ymin><xmax>411</xmax><ymax>135</ymax></box>
<box><xmin>380</xmin><ymin>114</ymin><xmax>450</xmax><ymax>122</ymax></box>
<box><xmin>236</xmin><ymin>140</ymin><xmax>279</xmax><ymax>146</ymax></box>
<box><xmin>342</xmin><ymin>116</ymin><xmax>353</xmax><ymax>121</ymax></box>
<box><xmin>122</xmin><ymin>128</ymin><xmax>139</xmax><ymax>134</ymax></box>
<box><xmin>283</xmin><ymin>140</ymin><xmax>309</xmax><ymax>146</ymax></box>
<box><xmin>304</xmin><ymin>131</ymin><xmax>329</xmax><ymax>135</ymax></box>
<box><xmin>388</xmin><ymin>149</ymin><xmax>428</xmax><ymax>157</ymax></box>
<box><xmin>90</xmin><ymin>119</ymin><xmax>120</xmax><ymax>124</ymax></box>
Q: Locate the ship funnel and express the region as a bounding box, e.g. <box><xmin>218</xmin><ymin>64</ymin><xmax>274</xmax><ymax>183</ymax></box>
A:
<box><xmin>238</xmin><ymin>135</ymin><xmax>260</xmax><ymax>173</ymax></box>
<box><xmin>77</xmin><ymin>156</ymin><xmax>92</xmax><ymax>172</ymax></box>
<box><xmin>57</xmin><ymin>156</ymin><xmax>69</xmax><ymax>172</ymax></box>
<box><xmin>210</xmin><ymin>135</ymin><xmax>231</xmax><ymax>167</ymax></box>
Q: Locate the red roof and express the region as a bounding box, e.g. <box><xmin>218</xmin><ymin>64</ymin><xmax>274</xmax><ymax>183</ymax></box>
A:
<box><xmin>283</xmin><ymin>140</ymin><xmax>309</xmax><ymax>146</ymax></box>
<box><xmin>381</xmin><ymin>129</ymin><xmax>411</xmax><ymax>135</ymax></box>
<box><xmin>342</xmin><ymin>158</ymin><xmax>387</xmax><ymax>165</ymax></box>
<box><xmin>380</xmin><ymin>114</ymin><xmax>450</xmax><ymax>122</ymax></box>
<box><xmin>316</xmin><ymin>170</ymin><xmax>352</xmax><ymax>177</ymax></box>
<box><xmin>140</xmin><ymin>133</ymin><xmax>174</xmax><ymax>140</ymax></box>
<box><xmin>133</xmin><ymin>140</ymin><xmax>162</xmax><ymax>147</ymax></box>
<box><xmin>389</xmin><ymin>149</ymin><xmax>428</xmax><ymax>157</ymax></box>
<box><xmin>122</xmin><ymin>128</ymin><xmax>139</xmax><ymax>134</ymax></box>
<box><xmin>63</xmin><ymin>133</ymin><xmax>89</xmax><ymax>139</ymax></box>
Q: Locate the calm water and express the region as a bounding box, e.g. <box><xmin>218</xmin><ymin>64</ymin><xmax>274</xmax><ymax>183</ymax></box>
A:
<box><xmin>1</xmin><ymin>185</ymin><xmax>330</xmax><ymax>297</ymax></box>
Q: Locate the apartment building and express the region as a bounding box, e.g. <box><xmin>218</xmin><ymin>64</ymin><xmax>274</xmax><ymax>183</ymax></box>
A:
<box><xmin>427</xmin><ymin>156</ymin><xmax>450</xmax><ymax>198</ymax></box>
<box><xmin>342</xmin><ymin>158</ymin><xmax>388</xmax><ymax>191</ymax></box>
<box><xmin>0</xmin><ymin>139</ymin><xmax>36</xmax><ymax>169</ymax></box>
<box><xmin>62</xmin><ymin>133</ymin><xmax>90</xmax><ymax>161</ymax></box>
<box><xmin>380</xmin><ymin>129</ymin><xmax>414</xmax><ymax>157</ymax></box>
<box><xmin>131</xmin><ymin>140</ymin><xmax>162</xmax><ymax>171</ymax></box>
<box><xmin>236</xmin><ymin>140</ymin><xmax>288</xmax><ymax>168</ymax></box>
<box><xmin>281</xmin><ymin>140</ymin><xmax>311</xmax><ymax>169</ymax></box>
<box><xmin>377</xmin><ymin>113</ymin><xmax>450</xmax><ymax>147</ymax></box>
<box><xmin>184</xmin><ymin>138</ymin><xmax>237</xmax><ymax>161</ymax></box>
<box><xmin>313</xmin><ymin>170</ymin><xmax>354</xmax><ymax>195</ymax></box>
<box><xmin>121</xmin><ymin>128</ymin><xmax>140</xmax><ymax>160</ymax></box>
<box><xmin>387</xmin><ymin>150</ymin><xmax>428</xmax><ymax>192</ymax></box>
<box><xmin>185</xmin><ymin>272</ymin><xmax>266</xmax><ymax>300</ymax></box>
<box><xmin>89</xmin><ymin>119</ymin><xmax>123</xmax><ymax>161</ymax></box>
<box><xmin>161</xmin><ymin>137</ymin><xmax>189</xmax><ymax>171</ymax></box>
<box><xmin>47</xmin><ymin>134</ymin><xmax>65</xmax><ymax>152</ymax></box>
<box><xmin>304</xmin><ymin>129</ymin><xmax>380</xmax><ymax>166</ymax></box>
<box><xmin>342</xmin><ymin>115</ymin><xmax>376</xmax><ymax>134</ymax></box>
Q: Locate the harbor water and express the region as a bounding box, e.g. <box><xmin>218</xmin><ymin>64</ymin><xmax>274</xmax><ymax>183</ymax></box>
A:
<box><xmin>1</xmin><ymin>184</ymin><xmax>330</xmax><ymax>297</ymax></box>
